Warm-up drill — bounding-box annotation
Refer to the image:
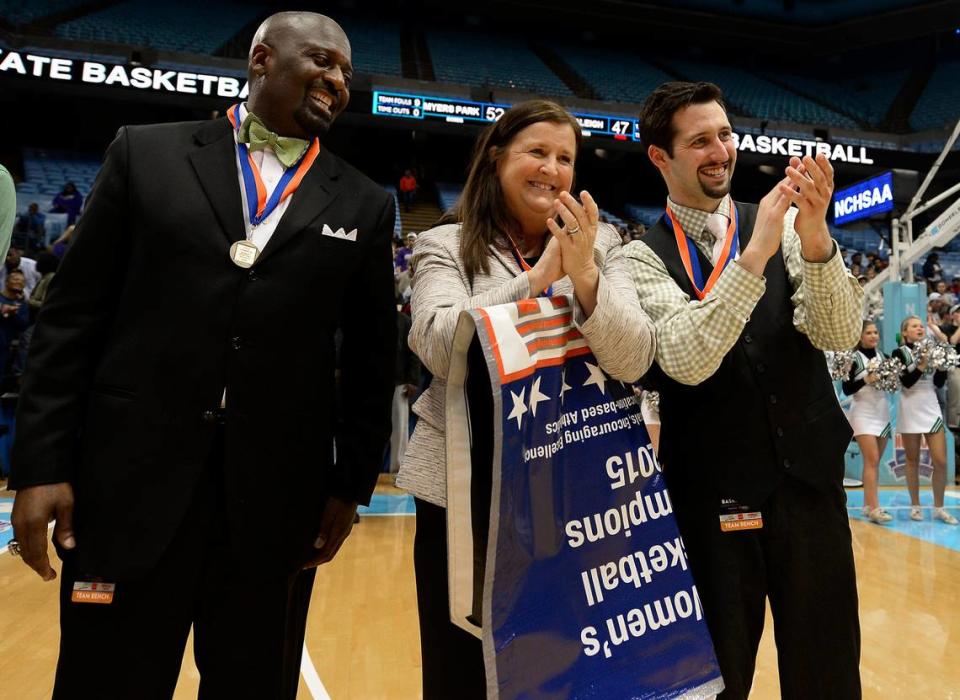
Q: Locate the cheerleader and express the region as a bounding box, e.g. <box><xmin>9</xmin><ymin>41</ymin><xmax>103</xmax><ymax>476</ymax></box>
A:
<box><xmin>893</xmin><ymin>316</ymin><xmax>959</xmax><ymax>524</ymax></box>
<box><xmin>842</xmin><ymin>321</ymin><xmax>892</xmax><ymax>524</ymax></box>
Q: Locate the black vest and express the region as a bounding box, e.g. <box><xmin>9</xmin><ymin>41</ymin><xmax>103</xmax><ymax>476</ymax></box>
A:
<box><xmin>642</xmin><ymin>202</ymin><xmax>851</xmax><ymax>506</ymax></box>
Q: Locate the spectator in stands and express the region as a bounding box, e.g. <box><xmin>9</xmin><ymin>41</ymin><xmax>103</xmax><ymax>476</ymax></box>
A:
<box><xmin>50</xmin><ymin>181</ymin><xmax>83</xmax><ymax>225</ymax></box>
<box><xmin>1</xmin><ymin>248</ymin><xmax>40</xmax><ymax>296</ymax></box>
<box><xmin>935</xmin><ymin>279</ymin><xmax>955</xmax><ymax>305</ymax></box>
<box><xmin>893</xmin><ymin>316</ymin><xmax>957</xmax><ymax>524</ymax></box>
<box><xmin>397</xmin><ymin>99</ymin><xmax>655</xmax><ymax>700</ymax></box>
<box><xmin>842</xmin><ymin>321</ymin><xmax>893</xmax><ymax>525</ymax></box>
<box><xmin>865</xmin><ymin>264</ymin><xmax>877</xmax><ymax>282</ymax></box>
<box><xmin>0</xmin><ymin>163</ymin><xmax>14</xmax><ymax>260</ymax></box>
<box><xmin>398</xmin><ymin>169</ymin><xmax>418</xmax><ymax>211</ymax></box>
<box><xmin>0</xmin><ymin>270</ymin><xmax>29</xmax><ymax>390</ymax></box>
<box><xmin>849</xmin><ymin>251</ymin><xmax>862</xmax><ymax>269</ymax></box>
<box><xmin>922</xmin><ymin>252</ymin><xmax>943</xmax><ymax>287</ymax></box>
<box><xmin>8</xmin><ymin>12</ymin><xmax>396</xmax><ymax>699</ymax></box>
<box><xmin>625</xmin><ymin>81</ymin><xmax>863</xmax><ymax>699</ymax></box>
<box><xmin>26</xmin><ymin>252</ymin><xmax>59</xmax><ymax>320</ymax></box>
<box><xmin>394</xmin><ymin>231</ymin><xmax>416</xmax><ymax>271</ymax></box>
<box><xmin>15</xmin><ymin>203</ymin><xmax>46</xmax><ymax>252</ymax></box>
<box><xmin>395</xmin><ymin>260</ymin><xmax>412</xmax><ymax>302</ymax></box>
<box><xmin>927</xmin><ymin>296</ymin><xmax>950</xmax><ymax>333</ymax></box>
<box><xmin>49</xmin><ymin>223</ymin><xmax>76</xmax><ymax>258</ymax></box>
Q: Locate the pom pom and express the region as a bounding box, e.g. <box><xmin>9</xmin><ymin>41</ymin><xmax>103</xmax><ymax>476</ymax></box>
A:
<box><xmin>913</xmin><ymin>337</ymin><xmax>959</xmax><ymax>372</ymax></box>
<box><xmin>828</xmin><ymin>350</ymin><xmax>856</xmax><ymax>381</ymax></box>
<box><xmin>873</xmin><ymin>357</ymin><xmax>904</xmax><ymax>393</ymax></box>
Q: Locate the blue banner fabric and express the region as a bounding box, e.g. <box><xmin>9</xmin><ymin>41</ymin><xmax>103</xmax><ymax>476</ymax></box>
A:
<box><xmin>445</xmin><ymin>295</ymin><xmax>724</xmax><ymax>699</ymax></box>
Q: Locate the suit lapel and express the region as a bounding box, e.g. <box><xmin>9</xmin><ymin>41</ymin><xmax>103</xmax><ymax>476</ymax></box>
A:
<box><xmin>257</xmin><ymin>147</ymin><xmax>341</xmax><ymax>264</ymax></box>
<box><xmin>188</xmin><ymin>119</ymin><xmax>246</xmax><ymax>245</ymax></box>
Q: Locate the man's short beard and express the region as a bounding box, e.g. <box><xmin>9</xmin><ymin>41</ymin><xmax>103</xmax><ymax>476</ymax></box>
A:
<box><xmin>294</xmin><ymin>103</ymin><xmax>332</xmax><ymax>137</ymax></box>
<box><xmin>699</xmin><ymin>179</ymin><xmax>731</xmax><ymax>200</ymax></box>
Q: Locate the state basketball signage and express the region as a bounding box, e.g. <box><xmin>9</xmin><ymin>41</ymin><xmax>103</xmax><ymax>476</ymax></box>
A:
<box><xmin>832</xmin><ymin>171</ymin><xmax>895</xmax><ymax>225</ymax></box>
<box><xmin>0</xmin><ymin>48</ymin><xmax>249</xmax><ymax>98</ymax></box>
<box><xmin>732</xmin><ymin>133</ymin><xmax>874</xmax><ymax>164</ymax></box>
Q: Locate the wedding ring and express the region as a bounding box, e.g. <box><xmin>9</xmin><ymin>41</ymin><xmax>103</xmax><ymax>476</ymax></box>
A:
<box><xmin>567</xmin><ymin>225</ymin><xmax>581</xmax><ymax>235</ymax></box>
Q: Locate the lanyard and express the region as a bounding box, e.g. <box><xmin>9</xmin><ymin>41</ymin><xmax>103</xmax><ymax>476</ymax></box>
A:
<box><xmin>226</xmin><ymin>104</ymin><xmax>320</xmax><ymax>226</ymax></box>
<box><xmin>507</xmin><ymin>236</ymin><xmax>552</xmax><ymax>298</ymax></box>
<box><xmin>662</xmin><ymin>205</ymin><xmax>739</xmax><ymax>300</ymax></box>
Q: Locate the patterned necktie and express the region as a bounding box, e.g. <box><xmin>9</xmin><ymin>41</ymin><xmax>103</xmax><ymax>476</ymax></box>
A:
<box><xmin>704</xmin><ymin>212</ymin><xmax>729</xmax><ymax>266</ymax></box>
<box><xmin>237</xmin><ymin>112</ymin><xmax>309</xmax><ymax>168</ymax></box>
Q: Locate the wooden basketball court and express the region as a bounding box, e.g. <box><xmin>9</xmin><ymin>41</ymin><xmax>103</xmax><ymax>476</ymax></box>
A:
<box><xmin>2</xmin><ymin>481</ymin><xmax>958</xmax><ymax>699</ymax></box>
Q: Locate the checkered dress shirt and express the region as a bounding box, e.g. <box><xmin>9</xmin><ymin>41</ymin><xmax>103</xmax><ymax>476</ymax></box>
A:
<box><xmin>623</xmin><ymin>195</ymin><xmax>864</xmax><ymax>385</ymax></box>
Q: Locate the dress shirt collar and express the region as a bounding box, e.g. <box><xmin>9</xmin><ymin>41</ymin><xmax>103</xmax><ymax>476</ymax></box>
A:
<box><xmin>667</xmin><ymin>195</ymin><xmax>732</xmax><ymax>244</ymax></box>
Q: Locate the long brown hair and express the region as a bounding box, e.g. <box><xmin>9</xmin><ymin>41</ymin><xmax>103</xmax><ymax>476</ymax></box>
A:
<box><xmin>438</xmin><ymin>100</ymin><xmax>582</xmax><ymax>284</ymax></box>
<box><xmin>857</xmin><ymin>319</ymin><xmax>877</xmax><ymax>352</ymax></box>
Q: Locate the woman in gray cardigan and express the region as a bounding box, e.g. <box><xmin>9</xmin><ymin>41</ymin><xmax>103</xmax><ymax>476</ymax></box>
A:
<box><xmin>396</xmin><ymin>100</ymin><xmax>656</xmax><ymax>698</ymax></box>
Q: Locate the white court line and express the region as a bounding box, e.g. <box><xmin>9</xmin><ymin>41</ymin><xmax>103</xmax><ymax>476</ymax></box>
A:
<box><xmin>846</xmin><ymin>505</ymin><xmax>960</xmax><ymax>511</ymax></box>
<box><xmin>944</xmin><ymin>491</ymin><xmax>960</xmax><ymax>500</ymax></box>
<box><xmin>300</xmin><ymin>642</ymin><xmax>332</xmax><ymax>700</ymax></box>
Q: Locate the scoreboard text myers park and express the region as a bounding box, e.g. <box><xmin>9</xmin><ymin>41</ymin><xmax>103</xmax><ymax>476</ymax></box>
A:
<box><xmin>373</xmin><ymin>91</ymin><xmax>637</xmax><ymax>140</ymax></box>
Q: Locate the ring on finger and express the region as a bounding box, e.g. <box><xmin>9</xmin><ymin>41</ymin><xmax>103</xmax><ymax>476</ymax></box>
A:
<box><xmin>8</xmin><ymin>539</ymin><xmax>21</xmax><ymax>557</ymax></box>
<box><xmin>567</xmin><ymin>225</ymin><xmax>581</xmax><ymax>235</ymax></box>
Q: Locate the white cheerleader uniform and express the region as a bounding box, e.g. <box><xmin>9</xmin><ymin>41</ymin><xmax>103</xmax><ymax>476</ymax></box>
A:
<box><xmin>845</xmin><ymin>349</ymin><xmax>892</xmax><ymax>438</ymax></box>
<box><xmin>894</xmin><ymin>345</ymin><xmax>946</xmax><ymax>435</ymax></box>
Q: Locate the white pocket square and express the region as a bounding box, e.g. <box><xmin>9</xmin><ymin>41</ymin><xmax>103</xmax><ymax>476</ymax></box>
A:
<box><xmin>321</xmin><ymin>224</ymin><xmax>358</xmax><ymax>242</ymax></box>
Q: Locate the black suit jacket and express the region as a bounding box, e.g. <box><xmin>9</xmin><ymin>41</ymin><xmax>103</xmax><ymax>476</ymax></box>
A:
<box><xmin>10</xmin><ymin>118</ymin><xmax>397</xmax><ymax>579</ymax></box>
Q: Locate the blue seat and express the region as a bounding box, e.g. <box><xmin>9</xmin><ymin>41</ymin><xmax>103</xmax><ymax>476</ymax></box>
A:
<box><xmin>910</xmin><ymin>60</ymin><xmax>960</xmax><ymax>132</ymax></box>
<box><xmin>426</xmin><ymin>29</ymin><xmax>572</xmax><ymax>97</ymax></box>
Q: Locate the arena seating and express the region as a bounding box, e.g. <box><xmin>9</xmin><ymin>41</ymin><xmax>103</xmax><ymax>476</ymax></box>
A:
<box><xmin>18</xmin><ymin>148</ymin><xmax>100</xmax><ymax>199</ymax></box>
<box><xmin>666</xmin><ymin>0</ymin><xmax>916</xmax><ymax>24</ymax></box>
<box><xmin>54</xmin><ymin>0</ymin><xmax>266</xmax><ymax>54</ymax></box>
<box><xmin>382</xmin><ymin>185</ymin><xmax>403</xmax><ymax>238</ymax></box>
<box><xmin>436</xmin><ymin>183</ymin><xmax>461</xmax><ymax>214</ymax></box>
<box><xmin>561</xmin><ymin>48</ymin><xmax>674</xmax><ymax>104</ymax></box>
<box><xmin>910</xmin><ymin>60</ymin><xmax>960</xmax><ymax>132</ymax></box>
<box><xmin>663</xmin><ymin>59</ymin><xmax>859</xmax><ymax>129</ymax></box>
<box><xmin>0</xmin><ymin>0</ymin><xmax>89</xmax><ymax>25</ymax></box>
<box><xmin>336</xmin><ymin>17</ymin><xmax>402</xmax><ymax>77</ymax></box>
<box><xmin>625</xmin><ymin>205</ymin><xmax>666</xmax><ymax>228</ymax></box>
<box><xmin>425</xmin><ymin>29</ymin><xmax>572</xmax><ymax>97</ymax></box>
<box><xmin>765</xmin><ymin>70</ymin><xmax>908</xmax><ymax>128</ymax></box>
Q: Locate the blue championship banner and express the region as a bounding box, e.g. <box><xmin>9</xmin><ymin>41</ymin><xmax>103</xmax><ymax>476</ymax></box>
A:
<box><xmin>445</xmin><ymin>296</ymin><xmax>724</xmax><ymax>699</ymax></box>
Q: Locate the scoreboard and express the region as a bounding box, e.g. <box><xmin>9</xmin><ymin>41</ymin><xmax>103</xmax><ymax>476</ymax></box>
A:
<box><xmin>372</xmin><ymin>89</ymin><xmax>878</xmax><ymax>164</ymax></box>
<box><xmin>373</xmin><ymin>90</ymin><xmax>639</xmax><ymax>141</ymax></box>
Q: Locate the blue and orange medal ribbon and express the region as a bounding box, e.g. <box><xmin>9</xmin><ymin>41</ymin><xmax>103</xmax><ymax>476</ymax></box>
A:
<box><xmin>662</xmin><ymin>205</ymin><xmax>739</xmax><ymax>300</ymax></box>
<box><xmin>227</xmin><ymin>104</ymin><xmax>320</xmax><ymax>226</ymax></box>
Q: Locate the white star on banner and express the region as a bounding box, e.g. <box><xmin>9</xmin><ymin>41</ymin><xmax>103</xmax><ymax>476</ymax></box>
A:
<box><xmin>559</xmin><ymin>370</ymin><xmax>572</xmax><ymax>403</ymax></box>
<box><xmin>583</xmin><ymin>361</ymin><xmax>608</xmax><ymax>395</ymax></box>
<box><xmin>528</xmin><ymin>376</ymin><xmax>550</xmax><ymax>416</ymax></box>
<box><xmin>508</xmin><ymin>388</ymin><xmax>528</xmax><ymax>429</ymax></box>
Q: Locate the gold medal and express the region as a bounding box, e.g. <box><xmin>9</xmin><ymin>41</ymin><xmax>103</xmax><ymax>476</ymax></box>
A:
<box><xmin>230</xmin><ymin>240</ymin><xmax>260</xmax><ymax>268</ymax></box>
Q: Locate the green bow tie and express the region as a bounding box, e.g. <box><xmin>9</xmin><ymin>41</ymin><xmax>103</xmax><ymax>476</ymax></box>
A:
<box><xmin>238</xmin><ymin>112</ymin><xmax>309</xmax><ymax>168</ymax></box>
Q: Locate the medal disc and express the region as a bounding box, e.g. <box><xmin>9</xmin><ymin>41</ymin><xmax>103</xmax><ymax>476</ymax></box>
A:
<box><xmin>230</xmin><ymin>240</ymin><xmax>260</xmax><ymax>269</ymax></box>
